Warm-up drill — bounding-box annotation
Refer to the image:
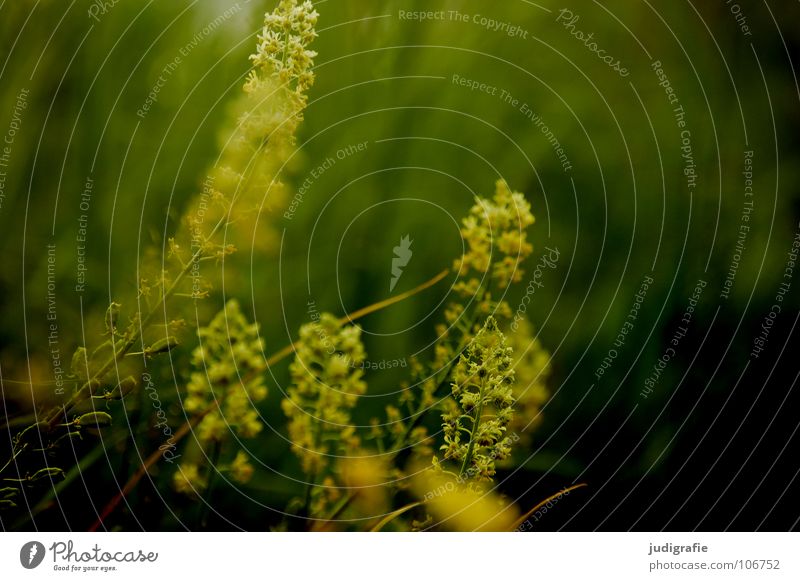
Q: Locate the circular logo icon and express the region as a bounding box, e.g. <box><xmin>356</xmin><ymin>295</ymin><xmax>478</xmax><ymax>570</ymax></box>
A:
<box><xmin>20</xmin><ymin>541</ymin><xmax>46</xmax><ymax>569</ymax></box>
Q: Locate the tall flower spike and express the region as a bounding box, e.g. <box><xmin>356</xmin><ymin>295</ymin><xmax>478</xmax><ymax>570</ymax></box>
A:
<box><xmin>184</xmin><ymin>299</ymin><xmax>267</xmax><ymax>440</ymax></box>
<box><xmin>438</xmin><ymin>316</ymin><xmax>516</xmax><ymax>483</ymax></box>
<box><xmin>173</xmin><ymin>0</ymin><xmax>320</xmax><ymax>269</ymax></box>
<box><xmin>175</xmin><ymin>301</ymin><xmax>266</xmax><ymax>494</ymax></box>
<box><xmin>247</xmin><ymin>0</ymin><xmax>318</xmax><ymax>99</ymax></box>
<box><xmin>443</xmin><ymin>180</ymin><xmax>535</xmax><ymax>327</ymax></box>
<box><xmin>171</xmin><ymin>4</ymin><xmax>319</xmax><ymax>496</ymax></box>
<box><xmin>455</xmin><ymin>179</ymin><xmax>535</xmax><ymax>288</ymax></box>
<box><xmin>282</xmin><ymin>314</ymin><xmax>367</xmax><ymax>476</ymax></box>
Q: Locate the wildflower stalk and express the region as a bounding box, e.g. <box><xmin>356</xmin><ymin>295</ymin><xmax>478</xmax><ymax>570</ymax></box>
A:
<box><xmin>389</xmin><ymin>281</ymin><xmax>489</xmax><ymax>457</ymax></box>
<box><xmin>458</xmin><ymin>381</ymin><xmax>485</xmax><ymax>479</ymax></box>
<box><xmin>41</xmin><ymin>231</ymin><xmax>223</xmax><ymax>432</ymax></box>
<box><xmin>325</xmin><ymin>181</ymin><xmax>539</xmax><ymax>527</ymax></box>
<box><xmin>438</xmin><ymin>317</ymin><xmax>516</xmax><ymax>482</ymax></box>
<box><xmin>93</xmin><ymin>270</ymin><xmax>450</xmax><ymax>528</ymax></box>
<box><xmin>315</xmin><ymin>285</ymin><xmax>491</xmax><ymax>526</ymax></box>
<box><xmin>2</xmin><ymin>0</ymin><xmax>322</xmax><ymax>468</ymax></box>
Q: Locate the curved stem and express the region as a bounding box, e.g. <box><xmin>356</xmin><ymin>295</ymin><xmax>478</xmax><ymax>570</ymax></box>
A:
<box><xmin>370</xmin><ymin>500</ymin><xmax>425</xmax><ymax>532</ymax></box>
<box><xmin>43</xmin><ymin>231</ymin><xmax>223</xmax><ymax>431</ymax></box>
<box><xmin>342</xmin><ymin>269</ymin><xmax>449</xmax><ymax>323</ymax></box>
<box><xmin>265</xmin><ymin>269</ymin><xmax>450</xmax><ymax>368</ymax></box>
<box><xmin>508</xmin><ymin>483</ymin><xmax>588</xmax><ymax>531</ymax></box>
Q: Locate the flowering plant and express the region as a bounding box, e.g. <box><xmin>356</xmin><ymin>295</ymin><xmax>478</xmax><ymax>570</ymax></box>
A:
<box><xmin>0</xmin><ymin>0</ymin><xmax>557</xmax><ymax>532</ymax></box>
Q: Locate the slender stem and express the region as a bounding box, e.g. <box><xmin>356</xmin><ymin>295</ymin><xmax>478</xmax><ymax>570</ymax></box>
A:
<box><xmin>90</xmin><ymin>270</ymin><xmax>451</xmax><ymax>529</ymax></box>
<box><xmin>369</xmin><ymin>500</ymin><xmax>425</xmax><ymax>532</ymax></box>
<box><xmin>343</xmin><ymin>269</ymin><xmax>449</xmax><ymax>323</ymax></box>
<box><xmin>43</xmin><ymin>237</ymin><xmax>219</xmax><ymax>432</ymax></box>
<box><xmin>0</xmin><ymin>447</ymin><xmax>25</xmax><ymax>478</ymax></box>
<box><xmin>265</xmin><ymin>269</ymin><xmax>450</xmax><ymax>368</ymax></box>
<box><xmin>301</xmin><ymin>398</ymin><xmax>323</xmax><ymax>518</ymax></box>
<box><xmin>198</xmin><ymin>439</ymin><xmax>222</xmax><ymax>529</ymax></box>
<box><xmin>508</xmin><ymin>483</ymin><xmax>588</xmax><ymax>531</ymax></box>
<box><xmin>459</xmin><ymin>377</ymin><xmax>485</xmax><ymax>478</ymax></box>
<box><xmin>316</xmin><ymin>284</ymin><xmax>490</xmax><ymax>524</ymax></box>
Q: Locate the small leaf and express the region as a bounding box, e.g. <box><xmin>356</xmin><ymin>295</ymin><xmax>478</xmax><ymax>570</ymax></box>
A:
<box><xmin>71</xmin><ymin>347</ymin><xmax>89</xmax><ymax>380</ymax></box>
<box><xmin>105</xmin><ymin>301</ymin><xmax>121</xmax><ymax>334</ymax></box>
<box><xmin>0</xmin><ymin>487</ymin><xmax>19</xmax><ymax>499</ymax></box>
<box><xmin>145</xmin><ymin>336</ymin><xmax>179</xmax><ymax>356</ymax></box>
<box><xmin>74</xmin><ymin>412</ymin><xmax>113</xmax><ymax>428</ymax></box>
<box><xmin>87</xmin><ymin>379</ymin><xmax>102</xmax><ymax>396</ymax></box>
<box><xmin>29</xmin><ymin>467</ymin><xmax>64</xmax><ymax>481</ymax></box>
<box><xmin>110</xmin><ymin>376</ymin><xmax>137</xmax><ymax>400</ymax></box>
<box><xmin>14</xmin><ymin>422</ymin><xmax>46</xmax><ymax>446</ymax></box>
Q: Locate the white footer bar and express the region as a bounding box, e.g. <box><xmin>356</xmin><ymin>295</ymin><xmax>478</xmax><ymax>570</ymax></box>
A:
<box><xmin>1</xmin><ymin>532</ymin><xmax>797</xmax><ymax>580</ymax></box>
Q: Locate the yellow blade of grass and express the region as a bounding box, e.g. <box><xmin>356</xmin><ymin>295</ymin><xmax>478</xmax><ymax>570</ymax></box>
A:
<box><xmin>369</xmin><ymin>500</ymin><xmax>426</xmax><ymax>532</ymax></box>
<box><xmin>266</xmin><ymin>268</ymin><xmax>449</xmax><ymax>367</ymax></box>
<box><xmin>509</xmin><ymin>483</ymin><xmax>588</xmax><ymax>531</ymax></box>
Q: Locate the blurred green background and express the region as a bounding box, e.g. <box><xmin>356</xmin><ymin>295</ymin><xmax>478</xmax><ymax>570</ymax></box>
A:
<box><xmin>1</xmin><ymin>0</ymin><xmax>799</xmax><ymax>530</ymax></box>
